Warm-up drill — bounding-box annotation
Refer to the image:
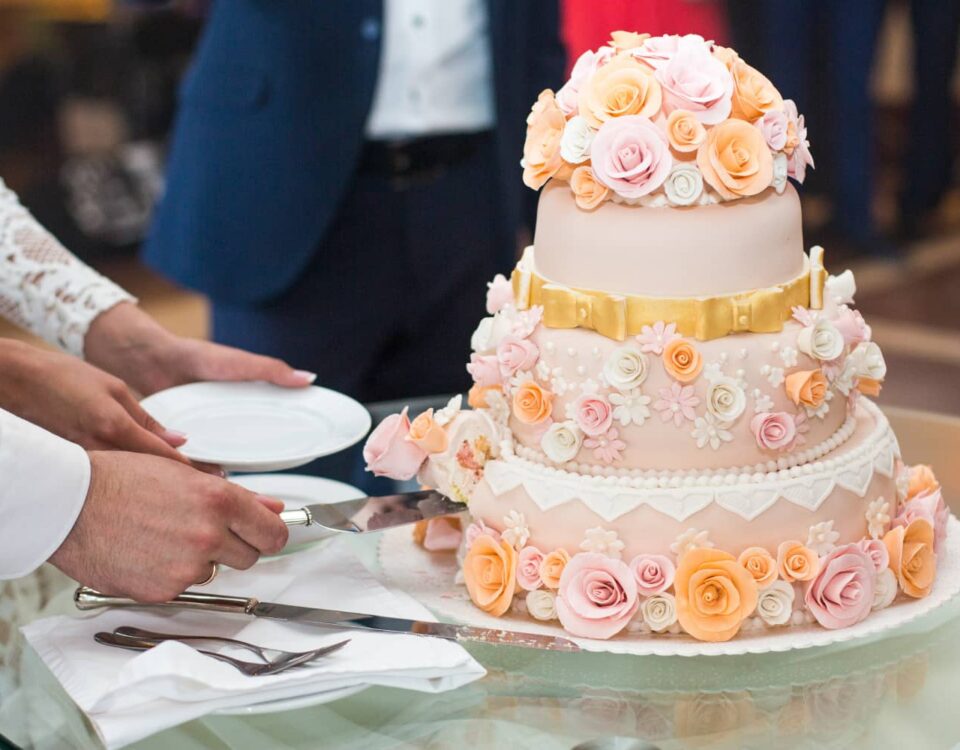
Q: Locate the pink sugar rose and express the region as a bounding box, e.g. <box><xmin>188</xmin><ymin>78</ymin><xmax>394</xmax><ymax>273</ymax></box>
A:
<box><xmin>556</xmin><ymin>48</ymin><xmax>612</xmax><ymax>115</ymax></box>
<box><xmin>590</xmin><ymin>115</ymin><xmax>672</xmax><ymax>200</ymax></box>
<box><xmin>496</xmin><ymin>336</ymin><xmax>539</xmax><ymax>379</ymax></box>
<box><xmin>893</xmin><ymin>489</ymin><xmax>949</xmax><ymax>553</ymax></box>
<box><xmin>632</xmin><ymin>34</ymin><xmax>683</xmax><ymax>69</ymax></box>
<box><xmin>485</xmin><ymin>274</ymin><xmax>514</xmax><ymax>315</ymax></box>
<box><xmin>751</xmin><ymin>411</ymin><xmax>798</xmax><ymax>452</ymax></box>
<box><xmin>834</xmin><ymin>307</ymin><xmax>872</xmax><ymax>346</ymax></box>
<box><xmin>466</xmin><ymin>353</ymin><xmax>502</xmax><ymax>387</ymax></box>
<box><xmin>422</xmin><ymin>517</ymin><xmax>463</xmax><ymax>552</ymax></box>
<box><xmin>517</xmin><ymin>545</ymin><xmax>546</xmax><ymax>591</ymax></box>
<box><xmin>465</xmin><ymin>520</ymin><xmax>500</xmax><ymax>548</ymax></box>
<box><xmin>557</xmin><ymin>552</ymin><xmax>640</xmax><ymax>639</ymax></box>
<box><xmin>628</xmin><ymin>554</ymin><xmax>676</xmax><ymax>596</ymax></box>
<box><xmin>784</xmin><ymin>99</ymin><xmax>814</xmax><ymax>183</ymax></box>
<box><xmin>363</xmin><ymin>407</ymin><xmax>428</xmax><ymax>480</ymax></box>
<box><xmin>758</xmin><ymin>109</ymin><xmax>790</xmax><ymax>151</ymax></box>
<box><xmin>856</xmin><ymin>538</ymin><xmax>890</xmax><ymax>574</ymax></box>
<box><xmin>655</xmin><ymin>35</ymin><xmax>733</xmax><ymax>124</ymax></box>
<box><xmin>804</xmin><ymin>543</ymin><xmax>875</xmax><ymax>630</ymax></box>
<box><xmin>574</xmin><ymin>393</ymin><xmax>614</xmax><ymax>437</ymax></box>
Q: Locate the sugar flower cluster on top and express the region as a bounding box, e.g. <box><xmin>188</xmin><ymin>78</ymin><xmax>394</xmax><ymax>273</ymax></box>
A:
<box><xmin>522</xmin><ymin>31</ymin><xmax>814</xmax><ymax>209</ymax></box>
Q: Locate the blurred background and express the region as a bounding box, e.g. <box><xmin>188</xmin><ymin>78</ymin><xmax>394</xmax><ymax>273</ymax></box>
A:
<box><xmin>0</xmin><ymin>0</ymin><xmax>958</xmax><ymax>413</ymax></box>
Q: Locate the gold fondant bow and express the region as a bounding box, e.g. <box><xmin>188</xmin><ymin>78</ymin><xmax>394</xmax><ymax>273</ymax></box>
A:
<box><xmin>511</xmin><ymin>246</ymin><xmax>826</xmax><ymax>342</ymax></box>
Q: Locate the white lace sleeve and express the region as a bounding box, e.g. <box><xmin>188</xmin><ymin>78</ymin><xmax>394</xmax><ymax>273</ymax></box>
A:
<box><xmin>0</xmin><ymin>178</ymin><xmax>137</xmax><ymax>357</ymax></box>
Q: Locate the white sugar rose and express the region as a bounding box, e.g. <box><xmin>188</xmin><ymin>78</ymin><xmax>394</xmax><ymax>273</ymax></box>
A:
<box><xmin>526</xmin><ymin>589</ymin><xmax>558</xmax><ymax>621</ymax></box>
<box><xmin>470</xmin><ymin>314</ymin><xmax>513</xmax><ymax>354</ymax></box>
<box><xmin>872</xmin><ymin>568</ymin><xmax>897</xmax><ymax>610</ymax></box>
<box><xmin>559</xmin><ymin>115</ymin><xmax>595</xmax><ymax>165</ymax></box>
<box><xmin>825</xmin><ymin>270</ymin><xmax>857</xmax><ymax>307</ymax></box>
<box><xmin>662</xmin><ymin>162</ymin><xmax>704</xmax><ymax>206</ymax></box>
<box><xmin>771</xmin><ymin>152</ymin><xmax>788</xmax><ymax>194</ymax></box>
<box><xmin>756</xmin><ymin>580</ymin><xmax>794</xmax><ymax>626</ymax></box>
<box><xmin>541</xmin><ymin>420</ymin><xmax>583</xmax><ymax>464</ymax></box>
<box><xmin>641</xmin><ymin>593</ymin><xmax>678</xmax><ymax>633</ymax></box>
<box><xmin>850</xmin><ymin>341</ymin><xmax>887</xmax><ymax>381</ymax></box>
<box><xmin>603</xmin><ymin>345</ymin><xmax>650</xmax><ymax>391</ymax></box>
<box><xmin>796</xmin><ymin>318</ymin><xmax>845</xmax><ymax>362</ymax></box>
<box><xmin>706</xmin><ymin>376</ymin><xmax>746</xmax><ymax>422</ymax></box>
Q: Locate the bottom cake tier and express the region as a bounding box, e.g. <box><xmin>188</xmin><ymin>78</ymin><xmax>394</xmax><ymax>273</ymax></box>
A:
<box><xmin>412</xmin><ymin>398</ymin><xmax>949</xmax><ymax>642</ymax></box>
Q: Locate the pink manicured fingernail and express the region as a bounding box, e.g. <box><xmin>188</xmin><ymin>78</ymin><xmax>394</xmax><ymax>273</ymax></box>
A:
<box><xmin>163</xmin><ymin>429</ymin><xmax>188</xmax><ymax>445</ymax></box>
<box><xmin>293</xmin><ymin>370</ymin><xmax>317</xmax><ymax>384</ymax></box>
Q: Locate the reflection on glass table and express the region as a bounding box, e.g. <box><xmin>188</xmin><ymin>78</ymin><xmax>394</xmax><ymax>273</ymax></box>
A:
<box><xmin>0</xmin><ymin>406</ymin><xmax>959</xmax><ymax>749</ymax></box>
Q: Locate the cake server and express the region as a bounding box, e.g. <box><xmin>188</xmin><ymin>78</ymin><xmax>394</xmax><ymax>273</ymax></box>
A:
<box><xmin>277</xmin><ymin>489</ymin><xmax>466</xmax><ymax>536</ymax></box>
<box><xmin>75</xmin><ymin>588</ymin><xmax>581</xmax><ymax>652</ymax></box>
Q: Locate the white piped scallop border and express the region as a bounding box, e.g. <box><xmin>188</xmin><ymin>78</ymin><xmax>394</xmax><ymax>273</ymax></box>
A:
<box><xmin>484</xmin><ymin>400</ymin><xmax>899</xmax><ymax>523</ymax></box>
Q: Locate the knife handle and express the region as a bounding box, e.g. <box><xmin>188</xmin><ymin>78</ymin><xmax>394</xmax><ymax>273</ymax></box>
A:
<box><xmin>279</xmin><ymin>507</ymin><xmax>312</xmax><ymax>527</ymax></box>
<box><xmin>74</xmin><ymin>587</ymin><xmax>259</xmax><ymax>614</ymax></box>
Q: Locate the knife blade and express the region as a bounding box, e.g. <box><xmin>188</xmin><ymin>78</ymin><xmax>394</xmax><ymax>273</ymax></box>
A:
<box><xmin>74</xmin><ymin>587</ymin><xmax>580</xmax><ymax>652</ymax></box>
<box><xmin>278</xmin><ymin>490</ymin><xmax>466</xmax><ymax>535</ymax></box>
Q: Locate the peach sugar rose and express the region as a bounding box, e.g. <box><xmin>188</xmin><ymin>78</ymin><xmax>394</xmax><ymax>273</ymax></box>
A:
<box><xmin>522</xmin><ymin>90</ymin><xmax>566</xmax><ymax>190</ymax></box>
<box><xmin>609</xmin><ymin>30</ymin><xmax>650</xmax><ymax>51</ymax></box>
<box><xmin>407</xmin><ymin>408</ymin><xmax>449</xmax><ymax>453</ymax></box>
<box><xmin>883</xmin><ymin>518</ymin><xmax>937</xmax><ymax>599</ymax></box>
<box><xmin>662</xmin><ymin>338</ymin><xmax>703</xmax><ymax>383</ymax></box>
<box><xmin>907</xmin><ymin>464</ymin><xmax>939</xmax><ymax>499</ymax></box>
<box><xmin>569</xmin><ymin>166</ymin><xmax>609</xmax><ymax>210</ymax></box>
<box><xmin>578</xmin><ymin>55</ymin><xmax>662</xmax><ymax>129</ymax></box>
<box><xmin>784</xmin><ymin>369</ymin><xmax>828</xmax><ymax>408</ymax></box>
<box><xmin>729</xmin><ymin>60</ymin><xmax>784</xmax><ymax>122</ymax></box>
<box><xmin>463</xmin><ymin>534</ymin><xmax>518</xmax><ymax>616</ymax></box>
<box><xmin>512</xmin><ymin>380</ymin><xmax>554</xmax><ymax>425</ymax></box>
<box><xmin>665</xmin><ymin>109</ymin><xmax>706</xmax><ymax>153</ymax></box>
<box><xmin>776</xmin><ymin>540</ymin><xmax>819</xmax><ymax>582</ymax></box>
<box><xmin>737</xmin><ymin>547</ymin><xmax>778</xmax><ymax>589</ymax></box>
<box><xmin>540</xmin><ymin>548</ymin><xmax>571</xmax><ymax>589</ymax></box>
<box><xmin>674</xmin><ymin>548</ymin><xmax>759</xmax><ymax>642</ymax></box>
<box><xmin>696</xmin><ymin>118</ymin><xmax>774</xmax><ymax>200</ymax></box>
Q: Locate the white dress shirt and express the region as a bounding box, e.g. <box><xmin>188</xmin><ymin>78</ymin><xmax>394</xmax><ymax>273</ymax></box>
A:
<box><xmin>365</xmin><ymin>0</ymin><xmax>496</xmax><ymax>140</ymax></box>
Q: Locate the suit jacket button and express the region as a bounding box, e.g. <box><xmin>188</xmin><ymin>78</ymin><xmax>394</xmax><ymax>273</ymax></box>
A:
<box><xmin>360</xmin><ymin>17</ymin><xmax>380</xmax><ymax>41</ymax></box>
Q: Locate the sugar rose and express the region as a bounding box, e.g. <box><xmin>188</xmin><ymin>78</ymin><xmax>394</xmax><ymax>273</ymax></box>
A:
<box><xmin>512</xmin><ymin>381</ymin><xmax>554</xmax><ymax>425</ymax></box>
<box><xmin>884</xmin><ymin>518</ymin><xmax>937</xmax><ymax>598</ymax></box>
<box><xmin>751</xmin><ymin>411</ymin><xmax>797</xmax><ymax>452</ymax></box>
<box><xmin>522</xmin><ymin>90</ymin><xmax>566</xmax><ymax>190</ymax></box>
<box><xmin>665</xmin><ymin>109</ymin><xmax>707</xmax><ymax>153</ymax></box>
<box><xmin>804</xmin><ymin>543</ymin><xmax>875</xmax><ymax>629</ymax></box>
<box><xmin>363</xmin><ymin>407</ymin><xmax>428</xmax><ymax>480</ymax></box>
<box><xmin>573</xmin><ymin>393</ymin><xmax>614</xmax><ymax>436</ymax></box>
<box><xmin>516</xmin><ymin>545</ymin><xmax>545</xmax><ymax>591</ymax></box>
<box><xmin>737</xmin><ymin>546</ymin><xmax>778</xmax><ymax>589</ymax></box>
<box><xmin>578</xmin><ymin>55</ymin><xmax>662</xmax><ymax>128</ymax></box>
<box><xmin>556</xmin><ymin>552</ymin><xmax>639</xmax><ymax>639</ymax></box>
<box><xmin>776</xmin><ymin>540</ymin><xmax>819</xmax><ymax>582</ymax></box>
<box><xmin>730</xmin><ymin>60</ymin><xmax>784</xmax><ymax>121</ymax></box>
<box><xmin>407</xmin><ymin>408</ymin><xmax>449</xmax><ymax>454</ymax></box>
<box><xmin>540</xmin><ymin>548</ymin><xmax>571</xmax><ymax>589</ymax></box>
<box><xmin>784</xmin><ymin>369</ymin><xmax>827</xmax><ymax>408</ymax></box>
<box><xmin>569</xmin><ymin>166</ymin><xmax>609</xmax><ymax>210</ymax></box>
<box><xmin>674</xmin><ymin>548</ymin><xmax>759</xmax><ymax>642</ymax></box>
<box><xmin>590</xmin><ymin>115</ymin><xmax>672</xmax><ymax>199</ymax></box>
<box><xmin>629</xmin><ymin>553</ymin><xmax>675</xmax><ymax>596</ymax></box>
<box><xmin>907</xmin><ymin>464</ymin><xmax>940</xmax><ymax>499</ymax></box>
<box><xmin>609</xmin><ymin>30</ymin><xmax>650</xmax><ymax>51</ymax></box>
<box><xmin>496</xmin><ymin>336</ymin><xmax>539</xmax><ymax>379</ymax></box>
<box><xmin>697</xmin><ymin>118</ymin><xmax>774</xmax><ymax>200</ymax></box>
<box><xmin>463</xmin><ymin>534</ymin><xmax>518</xmax><ymax>617</ymax></box>
<box><xmin>655</xmin><ymin>35</ymin><xmax>733</xmax><ymax>124</ymax></box>
<box><xmin>662</xmin><ymin>338</ymin><xmax>703</xmax><ymax>383</ymax></box>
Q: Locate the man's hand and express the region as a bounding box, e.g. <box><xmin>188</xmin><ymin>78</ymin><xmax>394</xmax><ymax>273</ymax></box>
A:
<box><xmin>84</xmin><ymin>302</ymin><xmax>315</xmax><ymax>396</ymax></box>
<box><xmin>50</xmin><ymin>451</ymin><xmax>289</xmax><ymax>601</ymax></box>
<box><xmin>0</xmin><ymin>340</ymin><xmax>191</xmax><ymax>463</ymax></box>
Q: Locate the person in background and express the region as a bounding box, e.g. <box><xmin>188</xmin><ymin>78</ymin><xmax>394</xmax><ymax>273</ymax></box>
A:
<box><xmin>0</xmin><ymin>177</ymin><xmax>307</xmax><ymax>599</ymax></box>
<box><xmin>560</xmin><ymin>0</ymin><xmax>728</xmax><ymax>66</ymax></box>
<box><xmin>143</xmin><ymin>2</ymin><xmax>565</xmax><ymax>485</ymax></box>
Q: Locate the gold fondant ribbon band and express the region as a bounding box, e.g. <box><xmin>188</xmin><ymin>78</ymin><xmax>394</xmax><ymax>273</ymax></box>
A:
<box><xmin>511</xmin><ymin>246</ymin><xmax>826</xmax><ymax>342</ymax></box>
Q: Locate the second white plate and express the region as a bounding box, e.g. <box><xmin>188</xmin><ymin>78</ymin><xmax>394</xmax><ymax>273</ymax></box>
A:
<box><xmin>141</xmin><ymin>382</ymin><xmax>371</xmax><ymax>472</ymax></box>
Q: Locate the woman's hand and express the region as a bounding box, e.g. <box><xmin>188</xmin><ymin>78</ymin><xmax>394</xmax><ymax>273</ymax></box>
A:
<box><xmin>83</xmin><ymin>302</ymin><xmax>315</xmax><ymax>397</ymax></box>
<box><xmin>0</xmin><ymin>339</ymin><xmax>191</xmax><ymax>463</ymax></box>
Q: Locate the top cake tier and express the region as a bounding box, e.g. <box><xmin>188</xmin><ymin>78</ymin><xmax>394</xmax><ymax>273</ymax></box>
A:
<box><xmin>534</xmin><ymin>182</ymin><xmax>805</xmax><ymax>297</ymax></box>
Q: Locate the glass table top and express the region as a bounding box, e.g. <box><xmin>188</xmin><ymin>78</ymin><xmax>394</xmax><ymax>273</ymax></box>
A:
<box><xmin>2</xmin><ymin>406</ymin><xmax>960</xmax><ymax>749</ymax></box>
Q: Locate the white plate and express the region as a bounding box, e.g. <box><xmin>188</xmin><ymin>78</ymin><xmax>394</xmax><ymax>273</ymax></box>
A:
<box><xmin>215</xmin><ymin>683</ymin><xmax>367</xmax><ymax>716</ymax></box>
<box><xmin>230</xmin><ymin>474</ymin><xmax>365</xmax><ymax>552</ymax></box>
<box><xmin>141</xmin><ymin>382</ymin><xmax>371</xmax><ymax>472</ymax></box>
<box><xmin>380</xmin><ymin>515</ymin><xmax>960</xmax><ymax>657</ymax></box>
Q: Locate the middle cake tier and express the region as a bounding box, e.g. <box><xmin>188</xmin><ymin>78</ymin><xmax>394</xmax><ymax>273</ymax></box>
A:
<box><xmin>508</xmin><ymin>321</ymin><xmax>850</xmax><ymax>473</ymax></box>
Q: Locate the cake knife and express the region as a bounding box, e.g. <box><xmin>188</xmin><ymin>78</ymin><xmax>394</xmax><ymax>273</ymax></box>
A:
<box><xmin>278</xmin><ymin>489</ymin><xmax>466</xmax><ymax>536</ymax></box>
<box><xmin>74</xmin><ymin>588</ymin><xmax>581</xmax><ymax>652</ymax></box>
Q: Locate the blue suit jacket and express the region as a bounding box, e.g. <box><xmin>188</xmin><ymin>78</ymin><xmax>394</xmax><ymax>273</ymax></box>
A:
<box><xmin>143</xmin><ymin>0</ymin><xmax>564</xmax><ymax>304</ymax></box>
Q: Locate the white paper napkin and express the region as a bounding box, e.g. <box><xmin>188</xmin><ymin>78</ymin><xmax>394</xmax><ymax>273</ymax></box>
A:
<box><xmin>20</xmin><ymin>540</ymin><xmax>485</xmax><ymax>749</ymax></box>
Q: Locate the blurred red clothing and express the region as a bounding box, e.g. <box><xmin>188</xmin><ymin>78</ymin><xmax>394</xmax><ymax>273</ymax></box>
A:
<box><xmin>561</xmin><ymin>0</ymin><xmax>728</xmax><ymax>71</ymax></box>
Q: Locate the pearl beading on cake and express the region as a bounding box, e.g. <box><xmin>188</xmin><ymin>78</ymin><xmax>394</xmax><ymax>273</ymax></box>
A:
<box><xmin>509</xmin><ymin>412</ymin><xmax>858</xmax><ymax>483</ymax></box>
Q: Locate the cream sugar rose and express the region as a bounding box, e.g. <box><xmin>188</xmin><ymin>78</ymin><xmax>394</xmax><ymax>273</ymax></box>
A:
<box><xmin>363</xmin><ymin>31</ymin><xmax>948</xmax><ymax>643</ymax></box>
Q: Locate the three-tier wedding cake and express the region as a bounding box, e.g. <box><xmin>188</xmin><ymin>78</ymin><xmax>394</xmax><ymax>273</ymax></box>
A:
<box><xmin>363</xmin><ymin>32</ymin><xmax>948</xmax><ymax>642</ymax></box>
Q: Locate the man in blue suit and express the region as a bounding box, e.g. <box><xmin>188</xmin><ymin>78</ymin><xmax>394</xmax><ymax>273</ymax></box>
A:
<box><xmin>144</xmin><ymin>1</ymin><xmax>564</xmax><ymax>419</ymax></box>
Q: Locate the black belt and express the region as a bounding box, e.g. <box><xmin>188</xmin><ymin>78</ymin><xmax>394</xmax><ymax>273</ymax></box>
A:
<box><xmin>358</xmin><ymin>131</ymin><xmax>491</xmax><ymax>182</ymax></box>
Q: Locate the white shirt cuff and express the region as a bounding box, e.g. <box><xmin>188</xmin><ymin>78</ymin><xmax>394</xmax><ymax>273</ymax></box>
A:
<box><xmin>0</xmin><ymin>409</ymin><xmax>90</xmax><ymax>579</ymax></box>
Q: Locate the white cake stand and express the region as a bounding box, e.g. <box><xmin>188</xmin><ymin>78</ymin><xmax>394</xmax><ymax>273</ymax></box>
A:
<box><xmin>379</xmin><ymin>515</ymin><xmax>960</xmax><ymax>657</ymax></box>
